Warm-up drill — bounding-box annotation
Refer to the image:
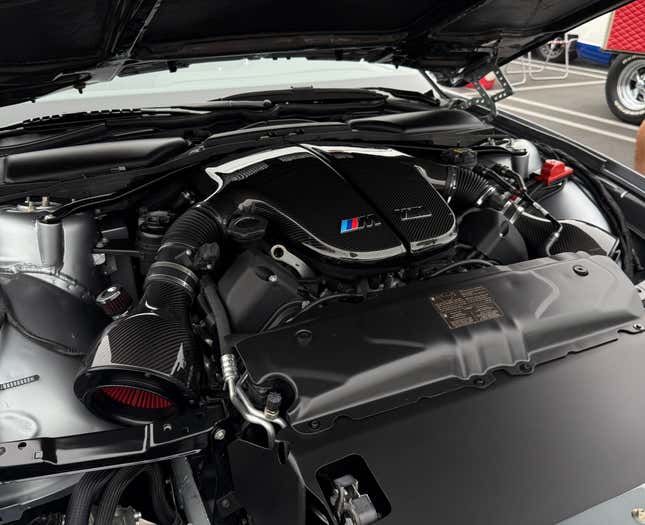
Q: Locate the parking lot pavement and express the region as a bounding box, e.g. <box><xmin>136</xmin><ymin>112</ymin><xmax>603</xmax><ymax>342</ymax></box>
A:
<box><xmin>498</xmin><ymin>60</ymin><xmax>640</xmax><ymax>169</ymax></box>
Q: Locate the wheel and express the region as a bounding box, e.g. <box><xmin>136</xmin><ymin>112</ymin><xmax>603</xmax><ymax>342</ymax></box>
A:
<box><xmin>605</xmin><ymin>54</ymin><xmax>645</xmax><ymax>125</ymax></box>
<box><xmin>533</xmin><ymin>40</ymin><xmax>576</xmax><ymax>64</ymax></box>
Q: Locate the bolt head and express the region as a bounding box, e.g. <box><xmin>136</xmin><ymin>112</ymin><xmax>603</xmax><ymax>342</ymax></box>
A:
<box><xmin>162</xmin><ymin>423</ymin><xmax>172</xmax><ymax>432</ymax></box>
<box><xmin>634</xmin><ymin>323</ymin><xmax>644</xmax><ymax>331</ymax></box>
<box><xmin>573</xmin><ymin>265</ymin><xmax>589</xmax><ymax>276</ymax></box>
<box><xmin>295</xmin><ymin>329</ymin><xmax>313</xmax><ymax>346</ymax></box>
<box><xmin>213</xmin><ymin>428</ymin><xmax>226</xmax><ymax>441</ymax></box>
<box><xmin>633</xmin><ymin>508</ymin><xmax>645</xmax><ymax>523</ymax></box>
<box><xmin>268</xmin><ymin>274</ymin><xmax>278</xmax><ymax>283</ymax></box>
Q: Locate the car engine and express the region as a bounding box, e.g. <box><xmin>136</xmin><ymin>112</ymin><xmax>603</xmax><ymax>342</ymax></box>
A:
<box><xmin>0</xmin><ymin>123</ymin><xmax>643</xmax><ymax>525</ymax></box>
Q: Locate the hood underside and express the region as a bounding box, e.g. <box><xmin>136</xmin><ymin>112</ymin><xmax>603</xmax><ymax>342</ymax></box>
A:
<box><xmin>0</xmin><ymin>0</ymin><xmax>631</xmax><ymax>107</ymax></box>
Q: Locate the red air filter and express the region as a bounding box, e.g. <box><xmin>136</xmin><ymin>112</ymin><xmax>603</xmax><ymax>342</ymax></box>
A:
<box><xmin>100</xmin><ymin>386</ymin><xmax>174</xmax><ymax>409</ymax></box>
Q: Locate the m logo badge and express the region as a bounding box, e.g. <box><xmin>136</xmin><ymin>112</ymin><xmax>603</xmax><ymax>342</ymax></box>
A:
<box><xmin>340</xmin><ymin>214</ymin><xmax>382</xmax><ymax>233</ymax></box>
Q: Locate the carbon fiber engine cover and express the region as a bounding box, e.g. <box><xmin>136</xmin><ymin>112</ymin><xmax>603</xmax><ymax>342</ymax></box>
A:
<box><xmin>206</xmin><ymin>145</ymin><xmax>456</xmax><ymax>263</ymax></box>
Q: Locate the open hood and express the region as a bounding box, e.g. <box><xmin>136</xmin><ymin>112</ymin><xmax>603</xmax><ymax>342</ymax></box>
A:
<box><xmin>0</xmin><ymin>0</ymin><xmax>632</xmax><ymax>107</ymax></box>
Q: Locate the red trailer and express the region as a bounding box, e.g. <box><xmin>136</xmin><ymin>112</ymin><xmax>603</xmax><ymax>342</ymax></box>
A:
<box><xmin>604</xmin><ymin>0</ymin><xmax>645</xmax><ymax>123</ymax></box>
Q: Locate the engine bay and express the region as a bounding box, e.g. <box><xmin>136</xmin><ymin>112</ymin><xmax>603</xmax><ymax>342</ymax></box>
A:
<box><xmin>1</xmin><ymin>105</ymin><xmax>644</xmax><ymax>525</ymax></box>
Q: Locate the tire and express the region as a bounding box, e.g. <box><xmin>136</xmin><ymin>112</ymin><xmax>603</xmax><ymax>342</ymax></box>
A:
<box><xmin>533</xmin><ymin>41</ymin><xmax>576</xmax><ymax>64</ymax></box>
<box><xmin>605</xmin><ymin>54</ymin><xmax>645</xmax><ymax>125</ymax></box>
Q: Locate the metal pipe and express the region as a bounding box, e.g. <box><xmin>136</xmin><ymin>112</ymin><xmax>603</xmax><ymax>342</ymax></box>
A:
<box><xmin>220</xmin><ymin>355</ymin><xmax>286</xmax><ymax>448</ymax></box>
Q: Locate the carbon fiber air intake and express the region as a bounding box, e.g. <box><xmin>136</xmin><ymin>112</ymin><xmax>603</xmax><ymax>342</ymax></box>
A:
<box><xmin>75</xmin><ymin>203</ymin><xmax>222</xmax><ymax>424</ymax></box>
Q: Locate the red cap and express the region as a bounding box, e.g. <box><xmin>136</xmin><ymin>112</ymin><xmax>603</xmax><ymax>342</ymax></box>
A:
<box><xmin>535</xmin><ymin>159</ymin><xmax>574</xmax><ymax>185</ymax></box>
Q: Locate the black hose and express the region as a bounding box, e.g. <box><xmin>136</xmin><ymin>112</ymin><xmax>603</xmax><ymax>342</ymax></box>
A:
<box><xmin>65</xmin><ymin>470</ymin><xmax>115</xmax><ymax>525</ymax></box>
<box><xmin>95</xmin><ymin>465</ymin><xmax>147</xmax><ymax>525</ymax></box>
<box><xmin>95</xmin><ymin>464</ymin><xmax>179</xmax><ymax>525</ymax></box>
<box><xmin>146</xmin><ymin>464</ymin><xmax>180</xmax><ymax>525</ymax></box>
<box><xmin>201</xmin><ymin>275</ymin><xmax>232</xmax><ymax>355</ymax></box>
<box><xmin>451</xmin><ymin>167</ymin><xmax>494</xmax><ymax>205</ymax></box>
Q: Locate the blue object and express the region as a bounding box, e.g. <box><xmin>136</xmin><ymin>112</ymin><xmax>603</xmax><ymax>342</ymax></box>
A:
<box><xmin>575</xmin><ymin>42</ymin><xmax>614</xmax><ymax>65</ymax></box>
<box><xmin>340</xmin><ymin>217</ymin><xmax>358</xmax><ymax>233</ymax></box>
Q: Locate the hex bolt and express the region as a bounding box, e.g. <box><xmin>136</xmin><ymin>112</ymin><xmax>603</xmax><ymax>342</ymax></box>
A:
<box><xmin>213</xmin><ymin>428</ymin><xmax>226</xmax><ymax>441</ymax></box>
<box><xmin>162</xmin><ymin>423</ymin><xmax>173</xmax><ymax>432</ymax></box>
<box><xmin>268</xmin><ymin>274</ymin><xmax>278</xmax><ymax>283</ymax></box>
<box><xmin>295</xmin><ymin>329</ymin><xmax>313</xmax><ymax>346</ymax></box>
<box><xmin>632</xmin><ymin>508</ymin><xmax>645</xmax><ymax>523</ymax></box>
<box><xmin>634</xmin><ymin>323</ymin><xmax>644</xmax><ymax>332</ymax></box>
<box><xmin>474</xmin><ymin>377</ymin><xmax>486</xmax><ymax>387</ymax></box>
<box><xmin>309</xmin><ymin>419</ymin><xmax>321</xmax><ymax>430</ymax></box>
<box><xmin>572</xmin><ymin>265</ymin><xmax>589</xmax><ymax>276</ymax></box>
<box><xmin>519</xmin><ymin>363</ymin><xmax>532</xmax><ymax>373</ymax></box>
<box><xmin>221</xmin><ymin>499</ymin><xmax>231</xmax><ymax>510</ymax></box>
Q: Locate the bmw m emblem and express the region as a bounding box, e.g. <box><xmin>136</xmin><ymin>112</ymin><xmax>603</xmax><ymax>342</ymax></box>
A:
<box><xmin>340</xmin><ymin>213</ymin><xmax>381</xmax><ymax>233</ymax></box>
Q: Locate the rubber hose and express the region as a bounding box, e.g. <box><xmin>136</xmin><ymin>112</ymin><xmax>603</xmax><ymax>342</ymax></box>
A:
<box><xmin>95</xmin><ymin>464</ymin><xmax>179</xmax><ymax>525</ymax></box>
<box><xmin>156</xmin><ymin>204</ymin><xmax>221</xmax><ymax>261</ymax></box>
<box><xmin>95</xmin><ymin>465</ymin><xmax>147</xmax><ymax>525</ymax></box>
<box><xmin>147</xmin><ymin>464</ymin><xmax>179</xmax><ymax>525</ymax></box>
<box><xmin>65</xmin><ymin>469</ymin><xmax>115</xmax><ymax>525</ymax></box>
<box><xmin>201</xmin><ymin>275</ymin><xmax>232</xmax><ymax>356</ymax></box>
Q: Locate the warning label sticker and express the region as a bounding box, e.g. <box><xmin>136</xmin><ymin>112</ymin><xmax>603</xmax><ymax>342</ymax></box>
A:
<box><xmin>430</xmin><ymin>286</ymin><xmax>503</xmax><ymax>329</ymax></box>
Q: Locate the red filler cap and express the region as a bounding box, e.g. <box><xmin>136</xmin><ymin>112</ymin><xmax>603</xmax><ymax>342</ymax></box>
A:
<box><xmin>536</xmin><ymin>159</ymin><xmax>574</xmax><ymax>185</ymax></box>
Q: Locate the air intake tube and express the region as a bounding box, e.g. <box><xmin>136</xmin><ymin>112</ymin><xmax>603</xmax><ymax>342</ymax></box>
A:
<box><xmin>427</xmin><ymin>162</ymin><xmax>567</xmax><ymax>257</ymax></box>
<box><xmin>75</xmin><ymin>203</ymin><xmax>222</xmax><ymax>424</ymax></box>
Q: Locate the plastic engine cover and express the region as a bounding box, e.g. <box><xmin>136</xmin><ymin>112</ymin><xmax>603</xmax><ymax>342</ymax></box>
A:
<box><xmin>235</xmin><ymin>253</ymin><xmax>644</xmax><ymax>434</ymax></box>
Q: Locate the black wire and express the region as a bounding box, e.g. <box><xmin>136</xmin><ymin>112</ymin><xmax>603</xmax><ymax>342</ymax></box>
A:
<box><xmin>285</xmin><ymin>293</ymin><xmax>363</xmax><ymax>325</ymax></box>
<box><xmin>429</xmin><ymin>259</ymin><xmax>496</xmax><ymax>277</ymax></box>
<box><xmin>260</xmin><ymin>299</ymin><xmax>305</xmax><ymax>331</ymax></box>
<box><xmin>529</xmin><ymin>180</ymin><xmax>565</xmax><ymax>203</ymax></box>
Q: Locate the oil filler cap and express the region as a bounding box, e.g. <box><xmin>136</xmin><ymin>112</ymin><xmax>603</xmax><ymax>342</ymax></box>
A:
<box><xmin>228</xmin><ymin>215</ymin><xmax>268</xmax><ymax>243</ymax></box>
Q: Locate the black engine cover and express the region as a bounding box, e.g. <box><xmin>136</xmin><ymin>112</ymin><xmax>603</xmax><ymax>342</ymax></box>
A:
<box><xmin>230</xmin><ymin>254</ymin><xmax>645</xmax><ymax>525</ymax></box>
<box><xmin>207</xmin><ymin>145</ymin><xmax>456</xmax><ymax>263</ymax></box>
<box><xmin>235</xmin><ymin>253</ymin><xmax>643</xmax><ymax>434</ymax></box>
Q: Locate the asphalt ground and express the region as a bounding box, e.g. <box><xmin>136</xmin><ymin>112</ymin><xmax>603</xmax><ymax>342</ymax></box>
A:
<box><xmin>496</xmin><ymin>59</ymin><xmax>640</xmax><ymax>169</ymax></box>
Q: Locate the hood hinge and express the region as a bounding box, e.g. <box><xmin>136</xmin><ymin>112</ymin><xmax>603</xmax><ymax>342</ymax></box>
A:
<box><xmin>465</xmin><ymin>68</ymin><xmax>513</xmax><ymax>119</ymax></box>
